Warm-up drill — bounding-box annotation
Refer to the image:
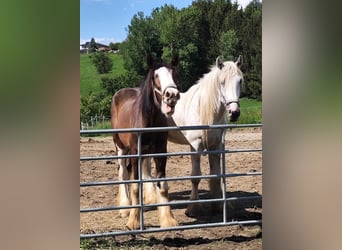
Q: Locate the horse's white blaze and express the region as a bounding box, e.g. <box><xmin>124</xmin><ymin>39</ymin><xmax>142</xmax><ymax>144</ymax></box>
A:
<box><xmin>155</xmin><ymin>67</ymin><xmax>175</xmax><ymax>91</ymax></box>
<box><xmin>154</xmin><ymin>66</ymin><xmax>179</xmax><ymax>116</ymax></box>
<box><xmin>225</xmin><ymin>75</ymin><xmax>241</xmax><ymax>102</ymax></box>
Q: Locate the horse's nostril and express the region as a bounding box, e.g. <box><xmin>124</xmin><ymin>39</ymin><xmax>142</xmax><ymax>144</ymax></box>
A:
<box><xmin>232</xmin><ymin>110</ymin><xmax>240</xmax><ymax>117</ymax></box>
<box><xmin>165</xmin><ymin>91</ymin><xmax>171</xmax><ymax>98</ymax></box>
<box><xmin>176</xmin><ymin>93</ymin><xmax>180</xmax><ymax>99</ymax></box>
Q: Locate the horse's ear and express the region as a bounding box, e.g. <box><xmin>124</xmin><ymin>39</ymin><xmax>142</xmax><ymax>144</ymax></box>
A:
<box><xmin>147</xmin><ymin>54</ymin><xmax>155</xmax><ymax>69</ymax></box>
<box><xmin>216</xmin><ymin>56</ymin><xmax>224</xmax><ymax>69</ymax></box>
<box><xmin>235</xmin><ymin>55</ymin><xmax>243</xmax><ymax>68</ymax></box>
<box><xmin>170</xmin><ymin>54</ymin><xmax>179</xmax><ymax>67</ymax></box>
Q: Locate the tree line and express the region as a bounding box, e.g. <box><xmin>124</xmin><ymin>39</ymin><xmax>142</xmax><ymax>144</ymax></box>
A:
<box><xmin>81</xmin><ymin>0</ymin><xmax>261</xmax><ymax>123</ymax></box>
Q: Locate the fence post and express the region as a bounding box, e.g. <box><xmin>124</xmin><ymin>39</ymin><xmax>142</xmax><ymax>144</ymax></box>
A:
<box><xmin>89</xmin><ymin>117</ymin><xmax>92</xmax><ymax>128</ymax></box>
<box><xmin>137</xmin><ymin>132</ymin><xmax>144</xmax><ymax>230</ymax></box>
<box><xmin>221</xmin><ymin>128</ymin><xmax>227</xmax><ymax>223</ymax></box>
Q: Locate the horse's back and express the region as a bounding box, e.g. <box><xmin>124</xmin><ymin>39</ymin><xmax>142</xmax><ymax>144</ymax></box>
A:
<box><xmin>112</xmin><ymin>88</ymin><xmax>139</xmax><ymax>107</ymax></box>
<box><xmin>111</xmin><ymin>88</ymin><xmax>139</xmax><ymax>122</ymax></box>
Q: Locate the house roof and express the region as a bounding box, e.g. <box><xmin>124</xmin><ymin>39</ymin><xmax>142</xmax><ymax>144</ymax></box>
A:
<box><xmin>80</xmin><ymin>41</ymin><xmax>110</xmax><ymax>49</ymax></box>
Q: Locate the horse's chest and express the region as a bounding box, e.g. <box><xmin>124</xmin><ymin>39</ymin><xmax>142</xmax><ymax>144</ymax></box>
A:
<box><xmin>141</xmin><ymin>132</ymin><xmax>167</xmax><ymax>152</ymax></box>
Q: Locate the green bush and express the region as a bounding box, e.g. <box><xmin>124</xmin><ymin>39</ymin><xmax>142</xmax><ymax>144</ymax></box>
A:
<box><xmin>91</xmin><ymin>52</ymin><xmax>113</xmax><ymax>74</ymax></box>
<box><xmin>80</xmin><ymin>92</ymin><xmax>112</xmax><ymax>123</ymax></box>
<box><xmin>100</xmin><ymin>71</ymin><xmax>143</xmax><ymax>95</ymax></box>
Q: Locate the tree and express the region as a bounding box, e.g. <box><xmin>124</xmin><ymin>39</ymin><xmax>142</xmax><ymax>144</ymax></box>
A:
<box><xmin>151</xmin><ymin>5</ymin><xmax>209</xmax><ymax>90</ymax></box>
<box><xmin>89</xmin><ymin>37</ymin><xmax>97</xmax><ymax>53</ymax></box>
<box><xmin>91</xmin><ymin>51</ymin><xmax>113</xmax><ymax>74</ymax></box>
<box><xmin>240</xmin><ymin>0</ymin><xmax>262</xmax><ymax>99</ymax></box>
<box><xmin>121</xmin><ymin>12</ymin><xmax>162</xmax><ymax>76</ymax></box>
<box><xmin>109</xmin><ymin>42</ymin><xmax>120</xmax><ymax>51</ymax></box>
<box><xmin>219</xmin><ymin>29</ymin><xmax>239</xmax><ymax>61</ymax></box>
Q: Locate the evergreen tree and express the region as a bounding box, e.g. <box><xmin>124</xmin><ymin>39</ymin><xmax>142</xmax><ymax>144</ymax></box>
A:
<box><xmin>89</xmin><ymin>37</ymin><xmax>97</xmax><ymax>53</ymax></box>
<box><xmin>240</xmin><ymin>0</ymin><xmax>262</xmax><ymax>99</ymax></box>
<box><xmin>219</xmin><ymin>29</ymin><xmax>239</xmax><ymax>61</ymax></box>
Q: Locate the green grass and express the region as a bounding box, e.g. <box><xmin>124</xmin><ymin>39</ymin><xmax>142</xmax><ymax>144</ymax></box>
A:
<box><xmin>81</xmin><ymin>120</ymin><xmax>112</xmax><ymax>137</ymax></box>
<box><xmin>237</xmin><ymin>98</ymin><xmax>262</xmax><ymax>124</ymax></box>
<box><xmin>80</xmin><ymin>53</ymin><xmax>126</xmax><ymax>97</ymax></box>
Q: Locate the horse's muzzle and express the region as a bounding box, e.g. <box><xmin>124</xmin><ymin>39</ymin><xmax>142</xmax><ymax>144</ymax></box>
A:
<box><xmin>163</xmin><ymin>86</ymin><xmax>180</xmax><ymax>102</ymax></box>
<box><xmin>228</xmin><ymin>109</ymin><xmax>240</xmax><ymax>122</ymax></box>
<box><xmin>162</xmin><ymin>86</ymin><xmax>180</xmax><ymax>116</ymax></box>
<box><xmin>226</xmin><ymin>101</ymin><xmax>240</xmax><ymax>122</ymax></box>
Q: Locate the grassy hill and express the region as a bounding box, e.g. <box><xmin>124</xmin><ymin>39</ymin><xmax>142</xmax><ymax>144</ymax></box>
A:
<box><xmin>80</xmin><ymin>53</ymin><xmax>126</xmax><ymax>97</ymax></box>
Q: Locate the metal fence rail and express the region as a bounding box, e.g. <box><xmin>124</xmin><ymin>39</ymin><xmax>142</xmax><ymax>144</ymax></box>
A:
<box><xmin>80</xmin><ymin>124</ymin><xmax>262</xmax><ymax>239</ymax></box>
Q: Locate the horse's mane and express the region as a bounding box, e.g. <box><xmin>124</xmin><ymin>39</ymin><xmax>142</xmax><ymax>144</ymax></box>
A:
<box><xmin>197</xmin><ymin>61</ymin><xmax>243</xmax><ymax>125</ymax></box>
<box><xmin>139</xmin><ymin>68</ymin><xmax>154</xmax><ymax>114</ymax></box>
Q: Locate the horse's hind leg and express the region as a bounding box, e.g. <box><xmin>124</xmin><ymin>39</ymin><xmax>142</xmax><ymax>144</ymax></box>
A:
<box><xmin>185</xmin><ymin>148</ymin><xmax>205</xmax><ymax>217</ymax></box>
<box><xmin>156</xmin><ymin>180</ymin><xmax>178</xmax><ymax>227</ymax></box>
<box><xmin>126</xmin><ymin>181</ymin><xmax>140</xmax><ymax>230</ymax></box>
<box><xmin>117</xmin><ymin>147</ymin><xmax>131</xmax><ymax>218</ymax></box>
<box><xmin>153</xmin><ymin>156</ymin><xmax>178</xmax><ymax>227</ymax></box>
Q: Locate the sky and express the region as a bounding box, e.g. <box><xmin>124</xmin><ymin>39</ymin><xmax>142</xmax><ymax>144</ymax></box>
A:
<box><xmin>80</xmin><ymin>0</ymin><xmax>255</xmax><ymax>45</ymax></box>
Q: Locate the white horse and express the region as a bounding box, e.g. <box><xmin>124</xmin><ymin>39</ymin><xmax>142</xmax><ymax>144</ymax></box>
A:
<box><xmin>167</xmin><ymin>56</ymin><xmax>243</xmax><ymax>217</ymax></box>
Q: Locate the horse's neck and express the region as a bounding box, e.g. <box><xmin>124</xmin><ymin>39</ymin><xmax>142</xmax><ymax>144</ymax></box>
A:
<box><xmin>138</xmin><ymin>90</ymin><xmax>167</xmax><ymax>128</ymax></box>
<box><xmin>199</xmin><ymin>72</ymin><xmax>225</xmax><ymax>125</ymax></box>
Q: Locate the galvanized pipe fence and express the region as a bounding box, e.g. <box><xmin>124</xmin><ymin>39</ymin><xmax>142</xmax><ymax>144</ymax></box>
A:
<box><xmin>80</xmin><ymin>124</ymin><xmax>262</xmax><ymax>239</ymax></box>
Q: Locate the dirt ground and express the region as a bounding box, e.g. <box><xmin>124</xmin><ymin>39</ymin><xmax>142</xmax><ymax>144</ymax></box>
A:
<box><xmin>80</xmin><ymin>128</ymin><xmax>262</xmax><ymax>249</ymax></box>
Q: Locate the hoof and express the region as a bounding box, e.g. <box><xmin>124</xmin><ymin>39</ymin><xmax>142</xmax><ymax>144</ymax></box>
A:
<box><xmin>126</xmin><ymin>209</ymin><xmax>141</xmax><ymax>230</ymax></box>
<box><xmin>160</xmin><ymin>217</ymin><xmax>179</xmax><ymax>228</ymax></box>
<box><xmin>185</xmin><ymin>203</ymin><xmax>205</xmax><ymax>218</ymax></box>
<box><xmin>119</xmin><ymin>209</ymin><xmax>130</xmax><ymax>218</ymax></box>
<box><xmin>126</xmin><ymin>220</ymin><xmax>141</xmax><ymax>230</ymax></box>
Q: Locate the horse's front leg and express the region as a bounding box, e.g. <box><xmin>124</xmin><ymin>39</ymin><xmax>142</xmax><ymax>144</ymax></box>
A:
<box><xmin>185</xmin><ymin>146</ymin><xmax>205</xmax><ymax>217</ymax></box>
<box><xmin>153</xmin><ymin>155</ymin><xmax>178</xmax><ymax>227</ymax></box>
<box><xmin>126</xmin><ymin>158</ymin><xmax>141</xmax><ymax>230</ymax></box>
<box><xmin>117</xmin><ymin>147</ymin><xmax>131</xmax><ymax>218</ymax></box>
<box><xmin>208</xmin><ymin>146</ymin><xmax>223</xmax><ymax>214</ymax></box>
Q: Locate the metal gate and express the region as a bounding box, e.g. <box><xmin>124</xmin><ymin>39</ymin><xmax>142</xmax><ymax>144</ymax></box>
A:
<box><xmin>80</xmin><ymin>124</ymin><xmax>262</xmax><ymax>239</ymax></box>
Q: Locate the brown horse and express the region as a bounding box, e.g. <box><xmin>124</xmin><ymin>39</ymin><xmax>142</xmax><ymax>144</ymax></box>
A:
<box><xmin>111</xmin><ymin>55</ymin><xmax>180</xmax><ymax>230</ymax></box>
